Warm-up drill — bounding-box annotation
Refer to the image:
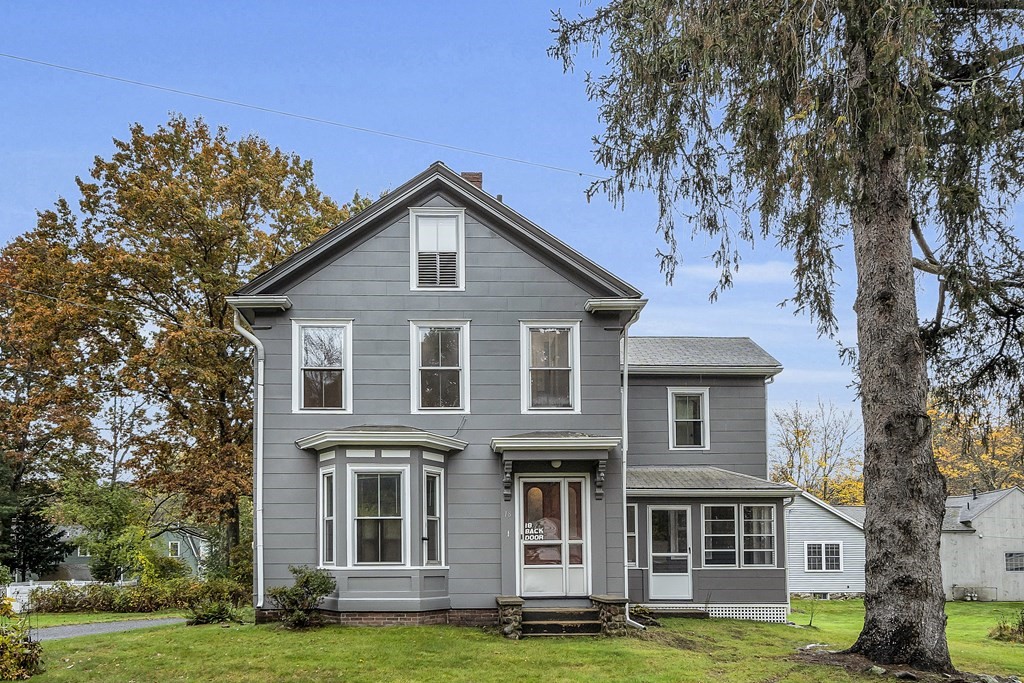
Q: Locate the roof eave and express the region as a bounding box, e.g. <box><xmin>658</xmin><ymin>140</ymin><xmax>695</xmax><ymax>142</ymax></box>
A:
<box><xmin>627</xmin><ymin>488</ymin><xmax>798</xmax><ymax>498</ymax></box>
<box><xmin>585</xmin><ymin>298</ymin><xmax>648</xmax><ymax>314</ymax></box>
<box><xmin>627</xmin><ymin>364</ymin><xmax>783</xmax><ymax>377</ymax></box>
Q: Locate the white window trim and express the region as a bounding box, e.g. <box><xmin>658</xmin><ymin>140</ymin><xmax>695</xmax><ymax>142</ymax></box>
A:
<box><xmin>520</xmin><ymin>320</ymin><xmax>582</xmax><ymax>414</ymax></box>
<box><xmin>740</xmin><ymin>504</ymin><xmax>776</xmax><ymax>568</ymax></box>
<box><xmin>626</xmin><ymin>503</ymin><xmax>639</xmax><ymax>568</ymax></box>
<box><xmin>701</xmin><ymin>503</ymin><xmax>738</xmax><ymax>568</ymax></box>
<box><xmin>667</xmin><ymin>387</ymin><xmax>711</xmax><ymax>450</ymax></box>
<box><xmin>77</xmin><ymin>546</ymin><xmax>90</xmax><ymax>558</ymax></box>
<box><xmin>409</xmin><ymin>320</ymin><xmax>471</xmax><ymax>414</ymax></box>
<box><xmin>423</xmin><ymin>465</ymin><xmax>445</xmax><ymax>566</ymax></box>
<box><xmin>409</xmin><ymin>207</ymin><xmax>466</xmax><ymax>292</ymax></box>
<box><xmin>346</xmin><ymin>464</ymin><xmax>411</xmax><ymax>568</ymax></box>
<box><xmin>647</xmin><ymin>505</ymin><xmax>692</xmax><ymax>578</ymax></box>
<box><xmin>292</xmin><ymin>319</ymin><xmax>354</xmax><ymax>414</ymax></box>
<box><xmin>805</xmin><ymin>541</ymin><xmax>844</xmax><ymax>572</ymax></box>
<box><xmin>319</xmin><ymin>466</ymin><xmax>336</xmax><ymax>567</ymax></box>
<box><xmin>168</xmin><ymin>541</ymin><xmax>181</xmax><ymax>558</ymax></box>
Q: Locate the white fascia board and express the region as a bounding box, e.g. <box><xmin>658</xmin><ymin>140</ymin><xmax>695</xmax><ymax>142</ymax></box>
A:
<box><xmin>225</xmin><ymin>295</ymin><xmax>292</xmax><ymax>311</ymax></box>
<box><xmin>490</xmin><ymin>436</ymin><xmax>621</xmax><ymax>453</ymax></box>
<box><xmin>584</xmin><ymin>298</ymin><xmax>648</xmax><ymax>313</ymax></box>
<box><xmin>627</xmin><ymin>488</ymin><xmax>797</xmax><ymax>498</ymax></box>
<box><xmin>296</xmin><ymin>430</ymin><xmax>468</xmax><ymax>453</ymax></box>
<box><xmin>628</xmin><ymin>364</ymin><xmax>783</xmax><ymax>377</ymax></box>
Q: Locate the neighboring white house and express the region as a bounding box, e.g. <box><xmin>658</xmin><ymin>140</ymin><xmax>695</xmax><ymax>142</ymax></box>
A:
<box><xmin>940</xmin><ymin>487</ymin><xmax>1024</xmax><ymax>601</ymax></box>
<box><xmin>784</xmin><ymin>493</ymin><xmax>866</xmax><ymax>597</ymax></box>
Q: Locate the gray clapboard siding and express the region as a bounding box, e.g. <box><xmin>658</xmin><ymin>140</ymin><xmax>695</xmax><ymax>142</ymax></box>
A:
<box><xmin>627</xmin><ymin>375</ymin><xmax>768</xmax><ymax>477</ymax></box>
<box><xmin>784</xmin><ymin>494</ymin><xmax>865</xmax><ymax>594</ymax></box>
<box><xmin>253</xmin><ymin>189</ymin><xmax>626</xmax><ymax>610</ymax></box>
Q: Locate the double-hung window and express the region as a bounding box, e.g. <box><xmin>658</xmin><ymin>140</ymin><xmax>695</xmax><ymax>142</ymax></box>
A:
<box><xmin>521</xmin><ymin>321</ymin><xmax>581</xmax><ymax>413</ymax></box>
<box><xmin>321</xmin><ymin>470</ymin><xmax>336</xmax><ymax>565</ymax></box>
<box><xmin>703</xmin><ymin>505</ymin><xmax>738</xmax><ymax>566</ymax></box>
<box><xmin>741</xmin><ymin>505</ymin><xmax>775</xmax><ymax>566</ymax></box>
<box><xmin>626</xmin><ymin>504</ymin><xmax>639</xmax><ymax>567</ymax></box>
<box><xmin>411</xmin><ymin>321</ymin><xmax>469</xmax><ymax>412</ymax></box>
<box><xmin>1005</xmin><ymin>552</ymin><xmax>1024</xmax><ymax>572</ymax></box>
<box><xmin>424</xmin><ymin>469</ymin><xmax>443</xmax><ymax>565</ymax></box>
<box><xmin>410</xmin><ymin>207</ymin><xmax>465</xmax><ymax>290</ymax></box>
<box><xmin>353</xmin><ymin>470</ymin><xmax>406</xmax><ymax>564</ymax></box>
<box><xmin>806</xmin><ymin>542</ymin><xmax>842</xmax><ymax>571</ymax></box>
<box><xmin>293</xmin><ymin>320</ymin><xmax>353</xmax><ymax>412</ymax></box>
<box><xmin>168</xmin><ymin>541</ymin><xmax>181</xmax><ymax>558</ymax></box>
<box><xmin>668</xmin><ymin>388</ymin><xmax>709</xmax><ymax>449</ymax></box>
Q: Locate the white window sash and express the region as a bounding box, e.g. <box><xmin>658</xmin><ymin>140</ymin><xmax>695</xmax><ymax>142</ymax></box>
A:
<box><xmin>320</xmin><ymin>468</ymin><xmax>336</xmax><ymax>566</ymax></box>
<box><xmin>701</xmin><ymin>504</ymin><xmax>738</xmax><ymax>567</ymax></box>
<box><xmin>409</xmin><ymin>207</ymin><xmax>466</xmax><ymax>291</ymax></box>
<box><xmin>626</xmin><ymin>504</ymin><xmax>639</xmax><ymax>568</ymax></box>
<box><xmin>805</xmin><ymin>541</ymin><xmax>843</xmax><ymax>572</ymax></box>
<box><xmin>519</xmin><ymin>320</ymin><xmax>582</xmax><ymax>414</ymax></box>
<box><xmin>410</xmin><ymin>321</ymin><xmax>470</xmax><ymax>414</ymax></box>
<box><xmin>667</xmin><ymin>387</ymin><xmax>710</xmax><ymax>450</ymax></box>
<box><xmin>292</xmin><ymin>319</ymin><xmax>354</xmax><ymax>414</ymax></box>
<box><xmin>423</xmin><ymin>466</ymin><xmax>445</xmax><ymax>566</ymax></box>
<box><xmin>740</xmin><ymin>504</ymin><xmax>776</xmax><ymax>567</ymax></box>
<box><xmin>347</xmin><ymin>464</ymin><xmax>411</xmax><ymax>567</ymax></box>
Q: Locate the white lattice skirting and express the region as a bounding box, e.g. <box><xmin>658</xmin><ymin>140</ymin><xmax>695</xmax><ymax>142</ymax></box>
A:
<box><xmin>643</xmin><ymin>603</ymin><xmax>789</xmax><ymax>623</ymax></box>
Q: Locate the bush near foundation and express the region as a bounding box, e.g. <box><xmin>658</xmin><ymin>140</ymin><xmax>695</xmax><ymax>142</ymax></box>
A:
<box><xmin>28</xmin><ymin>577</ymin><xmax>249</xmax><ymax>613</ymax></box>
<box><xmin>266</xmin><ymin>566</ymin><xmax>336</xmax><ymax>629</ymax></box>
<box><xmin>0</xmin><ymin>597</ymin><xmax>42</xmax><ymax>680</ymax></box>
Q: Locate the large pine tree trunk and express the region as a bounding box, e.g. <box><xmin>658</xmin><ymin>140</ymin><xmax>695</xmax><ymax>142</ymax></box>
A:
<box><xmin>846</xmin><ymin>136</ymin><xmax>953</xmax><ymax>672</ymax></box>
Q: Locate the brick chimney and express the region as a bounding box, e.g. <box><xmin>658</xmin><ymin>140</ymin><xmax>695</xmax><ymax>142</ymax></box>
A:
<box><xmin>461</xmin><ymin>172</ymin><xmax>483</xmax><ymax>189</ymax></box>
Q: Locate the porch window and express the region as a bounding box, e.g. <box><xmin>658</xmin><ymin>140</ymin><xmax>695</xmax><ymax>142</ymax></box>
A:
<box><xmin>354</xmin><ymin>472</ymin><xmax>404</xmax><ymax>564</ymax></box>
<box><xmin>741</xmin><ymin>505</ymin><xmax>775</xmax><ymax>566</ymax></box>
<box><xmin>806</xmin><ymin>542</ymin><xmax>842</xmax><ymax>571</ymax></box>
<box><xmin>1006</xmin><ymin>552</ymin><xmax>1024</xmax><ymax>572</ymax></box>
<box><xmin>626</xmin><ymin>504</ymin><xmax>638</xmax><ymax>567</ymax></box>
<box><xmin>703</xmin><ymin>505</ymin><xmax>737</xmax><ymax>566</ymax></box>
<box><xmin>521</xmin><ymin>321</ymin><xmax>581</xmax><ymax>413</ymax></box>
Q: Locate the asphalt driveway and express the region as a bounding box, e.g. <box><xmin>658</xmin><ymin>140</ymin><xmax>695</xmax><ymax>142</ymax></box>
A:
<box><xmin>33</xmin><ymin>617</ymin><xmax>186</xmax><ymax>641</ymax></box>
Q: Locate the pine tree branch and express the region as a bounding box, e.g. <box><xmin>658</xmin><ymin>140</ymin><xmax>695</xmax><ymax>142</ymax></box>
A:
<box><xmin>943</xmin><ymin>0</ymin><xmax>1024</xmax><ymax>10</ymax></box>
<box><xmin>941</xmin><ymin>44</ymin><xmax>1024</xmax><ymax>83</ymax></box>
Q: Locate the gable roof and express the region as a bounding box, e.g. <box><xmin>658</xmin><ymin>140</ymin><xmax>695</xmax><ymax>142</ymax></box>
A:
<box><xmin>944</xmin><ymin>487</ymin><xmax>1022</xmax><ymax>529</ymax></box>
<box><xmin>801</xmin><ymin>493</ymin><xmax>864</xmax><ymax>530</ymax></box>
<box><xmin>626</xmin><ymin>465</ymin><xmax>799</xmax><ymax>496</ymax></box>
<box><xmin>627</xmin><ymin>337</ymin><xmax>782</xmax><ymax>376</ymax></box>
<box><xmin>236</xmin><ymin>161</ymin><xmax>642</xmax><ymax>299</ymax></box>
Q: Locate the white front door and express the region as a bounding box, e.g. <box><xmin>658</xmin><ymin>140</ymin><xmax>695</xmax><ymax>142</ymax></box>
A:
<box><xmin>519</xmin><ymin>477</ymin><xmax>589</xmax><ymax>597</ymax></box>
<box><xmin>649</xmin><ymin>506</ymin><xmax>692</xmax><ymax>600</ymax></box>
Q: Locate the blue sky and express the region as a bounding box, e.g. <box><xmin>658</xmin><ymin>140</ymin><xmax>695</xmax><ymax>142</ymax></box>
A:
<box><xmin>0</xmin><ymin>2</ymin><xmax>862</xmax><ymax>418</ymax></box>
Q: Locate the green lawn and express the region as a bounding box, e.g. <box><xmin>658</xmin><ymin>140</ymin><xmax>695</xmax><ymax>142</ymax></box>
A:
<box><xmin>29</xmin><ymin>600</ymin><xmax>1022</xmax><ymax>682</ymax></box>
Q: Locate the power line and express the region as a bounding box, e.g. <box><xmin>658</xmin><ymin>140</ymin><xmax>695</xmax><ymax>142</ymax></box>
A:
<box><xmin>0</xmin><ymin>52</ymin><xmax>605</xmax><ymax>180</ymax></box>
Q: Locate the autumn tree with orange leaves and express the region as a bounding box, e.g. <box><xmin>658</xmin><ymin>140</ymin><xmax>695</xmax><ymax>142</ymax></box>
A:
<box><xmin>1</xmin><ymin>115</ymin><xmax>366</xmax><ymax>567</ymax></box>
<box><xmin>930</xmin><ymin>404</ymin><xmax>1024</xmax><ymax>495</ymax></box>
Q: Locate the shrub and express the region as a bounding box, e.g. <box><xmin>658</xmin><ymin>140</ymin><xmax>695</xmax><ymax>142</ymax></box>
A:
<box><xmin>201</xmin><ymin>578</ymin><xmax>249</xmax><ymax>608</ymax></box>
<box><xmin>266</xmin><ymin>565</ymin><xmax>336</xmax><ymax>629</ymax></box>
<box><xmin>27</xmin><ymin>577</ymin><xmax>250</xmax><ymax>614</ymax></box>
<box><xmin>990</xmin><ymin>608</ymin><xmax>1024</xmax><ymax>643</ymax></box>
<box><xmin>186</xmin><ymin>600</ymin><xmax>243</xmax><ymax>626</ymax></box>
<box><xmin>0</xmin><ymin>568</ymin><xmax>13</xmax><ymax>590</ymax></box>
<box><xmin>0</xmin><ymin>597</ymin><xmax>42</xmax><ymax>680</ymax></box>
<box><xmin>152</xmin><ymin>556</ymin><xmax>192</xmax><ymax>580</ymax></box>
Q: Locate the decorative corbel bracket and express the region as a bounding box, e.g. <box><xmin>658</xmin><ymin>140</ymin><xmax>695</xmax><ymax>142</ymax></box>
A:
<box><xmin>595</xmin><ymin>461</ymin><xmax>607</xmax><ymax>500</ymax></box>
<box><xmin>503</xmin><ymin>460</ymin><xmax>514</xmax><ymax>501</ymax></box>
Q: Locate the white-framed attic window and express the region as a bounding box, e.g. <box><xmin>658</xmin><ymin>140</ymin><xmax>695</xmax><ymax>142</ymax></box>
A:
<box><xmin>409</xmin><ymin>207</ymin><xmax>465</xmax><ymax>291</ymax></box>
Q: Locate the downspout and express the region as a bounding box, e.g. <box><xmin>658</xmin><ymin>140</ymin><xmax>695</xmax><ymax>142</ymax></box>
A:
<box><xmin>233</xmin><ymin>310</ymin><xmax>266</xmax><ymax>609</ymax></box>
<box><xmin>621</xmin><ymin>311</ymin><xmax>645</xmax><ymax>630</ymax></box>
<box><xmin>782</xmin><ymin>493</ymin><xmax>799</xmax><ymax>615</ymax></box>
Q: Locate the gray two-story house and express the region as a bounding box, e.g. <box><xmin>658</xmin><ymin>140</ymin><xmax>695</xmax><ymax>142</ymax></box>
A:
<box><xmin>227</xmin><ymin>163</ymin><xmax>797</xmax><ymax>630</ymax></box>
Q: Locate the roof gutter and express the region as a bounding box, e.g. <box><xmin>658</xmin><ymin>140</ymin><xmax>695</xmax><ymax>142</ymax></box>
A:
<box><xmin>627</xmin><ymin>488</ymin><xmax>799</xmax><ymax>497</ymax></box>
<box><xmin>232</xmin><ymin>310</ymin><xmax>266</xmax><ymax>609</ymax></box>
<box><xmin>628</xmin><ymin>364</ymin><xmax>783</xmax><ymax>377</ymax></box>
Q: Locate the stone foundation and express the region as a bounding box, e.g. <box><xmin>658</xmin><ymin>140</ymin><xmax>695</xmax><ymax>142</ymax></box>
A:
<box><xmin>590</xmin><ymin>594</ymin><xmax>629</xmax><ymax>636</ymax></box>
<box><xmin>495</xmin><ymin>595</ymin><xmax>524</xmax><ymax>639</ymax></box>
<box><xmin>255</xmin><ymin>608</ymin><xmax>498</xmax><ymax>627</ymax></box>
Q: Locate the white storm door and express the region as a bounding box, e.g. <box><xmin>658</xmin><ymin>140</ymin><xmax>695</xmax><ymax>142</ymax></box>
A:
<box><xmin>519</xmin><ymin>478</ymin><xmax>588</xmax><ymax>597</ymax></box>
<box><xmin>649</xmin><ymin>506</ymin><xmax>692</xmax><ymax>600</ymax></box>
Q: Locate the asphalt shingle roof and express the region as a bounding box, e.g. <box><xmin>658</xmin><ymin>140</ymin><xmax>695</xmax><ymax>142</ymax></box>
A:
<box><xmin>627</xmin><ymin>466</ymin><xmax>798</xmax><ymax>493</ymax></box>
<box><xmin>835</xmin><ymin>506</ymin><xmax>866</xmax><ymax>524</ymax></box>
<box><xmin>628</xmin><ymin>337</ymin><xmax>781</xmax><ymax>370</ymax></box>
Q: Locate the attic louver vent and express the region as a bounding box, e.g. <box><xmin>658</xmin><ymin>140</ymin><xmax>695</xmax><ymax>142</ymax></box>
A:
<box><xmin>418</xmin><ymin>251</ymin><xmax>458</xmax><ymax>288</ymax></box>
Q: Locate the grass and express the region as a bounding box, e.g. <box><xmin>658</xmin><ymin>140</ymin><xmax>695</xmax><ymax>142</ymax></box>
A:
<box><xmin>27</xmin><ymin>600</ymin><xmax>1022</xmax><ymax>682</ymax></box>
